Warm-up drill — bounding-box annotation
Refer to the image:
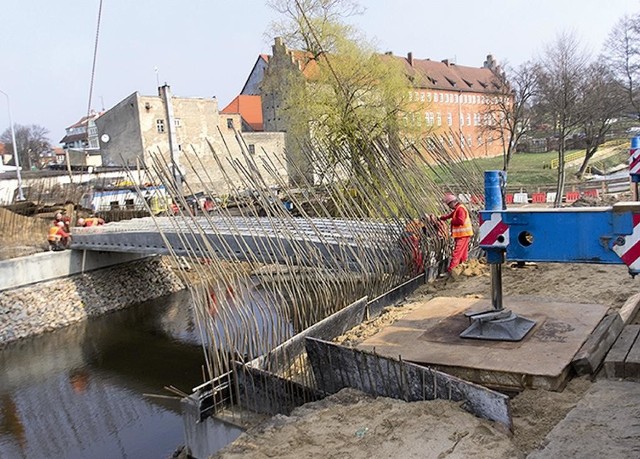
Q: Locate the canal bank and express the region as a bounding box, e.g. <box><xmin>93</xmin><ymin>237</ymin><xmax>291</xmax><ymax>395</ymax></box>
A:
<box><xmin>0</xmin><ymin>255</ymin><xmax>185</xmax><ymax>347</ymax></box>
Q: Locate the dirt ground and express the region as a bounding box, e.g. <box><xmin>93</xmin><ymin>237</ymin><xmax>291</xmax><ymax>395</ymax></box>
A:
<box><xmin>214</xmin><ymin>260</ymin><xmax>640</xmax><ymax>459</ymax></box>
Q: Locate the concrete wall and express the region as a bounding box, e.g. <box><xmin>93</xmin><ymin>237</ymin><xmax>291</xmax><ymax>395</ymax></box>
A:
<box><xmin>0</xmin><ymin>250</ymin><xmax>149</xmax><ymax>291</ymax></box>
<box><xmin>95</xmin><ymin>92</ymin><xmax>144</xmax><ymax>167</ymax></box>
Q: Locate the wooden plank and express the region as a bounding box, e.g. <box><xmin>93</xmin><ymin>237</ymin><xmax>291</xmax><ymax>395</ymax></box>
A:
<box><xmin>305</xmin><ymin>337</ymin><xmax>512</xmax><ymax>431</ymax></box>
<box><xmin>604</xmin><ymin>325</ymin><xmax>640</xmax><ymax>378</ymax></box>
<box><xmin>619</xmin><ymin>293</ymin><xmax>640</xmax><ymax>325</ymax></box>
<box><xmin>624</xmin><ymin>326</ymin><xmax>640</xmax><ymax>379</ymax></box>
<box><xmin>572</xmin><ymin>313</ymin><xmax>624</xmax><ymax>375</ymax></box>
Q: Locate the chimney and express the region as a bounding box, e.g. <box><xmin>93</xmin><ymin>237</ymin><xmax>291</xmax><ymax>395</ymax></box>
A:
<box><xmin>407</xmin><ymin>52</ymin><xmax>413</xmax><ymax>66</ymax></box>
<box><xmin>441</xmin><ymin>59</ymin><xmax>449</xmax><ymax>66</ymax></box>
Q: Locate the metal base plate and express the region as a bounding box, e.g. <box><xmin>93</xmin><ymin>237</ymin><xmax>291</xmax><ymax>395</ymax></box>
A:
<box><xmin>460</xmin><ymin>311</ymin><xmax>536</xmax><ymax>341</ymax></box>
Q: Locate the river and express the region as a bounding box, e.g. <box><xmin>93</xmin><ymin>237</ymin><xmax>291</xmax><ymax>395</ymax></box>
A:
<box><xmin>0</xmin><ymin>290</ymin><xmax>245</xmax><ymax>459</ymax></box>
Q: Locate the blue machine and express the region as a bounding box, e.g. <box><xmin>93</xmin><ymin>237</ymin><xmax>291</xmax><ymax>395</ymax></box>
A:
<box><xmin>464</xmin><ymin>137</ymin><xmax>640</xmax><ymax>341</ymax></box>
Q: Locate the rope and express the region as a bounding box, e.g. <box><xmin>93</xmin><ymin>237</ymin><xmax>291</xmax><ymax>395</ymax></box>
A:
<box><xmin>86</xmin><ymin>0</ymin><xmax>104</xmax><ymax>123</ymax></box>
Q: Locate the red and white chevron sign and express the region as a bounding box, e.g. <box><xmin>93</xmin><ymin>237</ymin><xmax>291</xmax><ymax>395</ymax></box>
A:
<box><xmin>630</xmin><ymin>147</ymin><xmax>640</xmax><ymax>175</ymax></box>
<box><xmin>613</xmin><ymin>214</ymin><xmax>640</xmax><ymax>272</ymax></box>
<box><xmin>479</xmin><ymin>213</ymin><xmax>509</xmax><ymax>248</ymax></box>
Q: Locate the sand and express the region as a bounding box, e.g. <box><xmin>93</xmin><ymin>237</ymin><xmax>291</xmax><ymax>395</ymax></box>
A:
<box><xmin>214</xmin><ymin>260</ymin><xmax>640</xmax><ymax>458</ymax></box>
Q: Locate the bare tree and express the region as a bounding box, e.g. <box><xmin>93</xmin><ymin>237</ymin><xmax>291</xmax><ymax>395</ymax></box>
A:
<box><xmin>603</xmin><ymin>13</ymin><xmax>640</xmax><ymax>120</ymax></box>
<box><xmin>481</xmin><ymin>61</ymin><xmax>538</xmax><ymax>171</ymax></box>
<box><xmin>575</xmin><ymin>62</ymin><xmax>626</xmax><ymax>178</ymax></box>
<box><xmin>535</xmin><ymin>32</ymin><xmax>590</xmax><ymax>206</ymax></box>
<box><xmin>1</xmin><ymin>124</ymin><xmax>51</xmax><ymax>170</ymax></box>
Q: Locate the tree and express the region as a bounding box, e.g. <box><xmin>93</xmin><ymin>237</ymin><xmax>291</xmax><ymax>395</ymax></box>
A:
<box><xmin>534</xmin><ymin>32</ymin><xmax>590</xmax><ymax>207</ymax></box>
<box><xmin>575</xmin><ymin>62</ymin><xmax>626</xmax><ymax>178</ymax></box>
<box><xmin>603</xmin><ymin>13</ymin><xmax>640</xmax><ymax>120</ymax></box>
<box><xmin>0</xmin><ymin>124</ymin><xmax>51</xmax><ymax>170</ymax></box>
<box><xmin>480</xmin><ymin>61</ymin><xmax>538</xmax><ymax>171</ymax></box>
<box><xmin>264</xmin><ymin>0</ymin><xmax>417</xmax><ymax>183</ymax></box>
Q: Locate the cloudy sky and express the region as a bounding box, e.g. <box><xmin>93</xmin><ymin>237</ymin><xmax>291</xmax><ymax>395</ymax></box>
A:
<box><xmin>1</xmin><ymin>0</ymin><xmax>638</xmax><ymax>145</ymax></box>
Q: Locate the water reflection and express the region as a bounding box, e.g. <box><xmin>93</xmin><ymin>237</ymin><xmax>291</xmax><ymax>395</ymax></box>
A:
<box><xmin>0</xmin><ymin>291</ymin><xmax>243</xmax><ymax>459</ymax></box>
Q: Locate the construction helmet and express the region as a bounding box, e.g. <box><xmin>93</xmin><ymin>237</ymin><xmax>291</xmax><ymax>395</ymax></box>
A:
<box><xmin>443</xmin><ymin>193</ymin><xmax>457</xmax><ymax>205</ymax></box>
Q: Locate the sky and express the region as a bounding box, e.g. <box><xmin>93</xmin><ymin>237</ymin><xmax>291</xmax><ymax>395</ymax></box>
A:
<box><xmin>1</xmin><ymin>0</ymin><xmax>638</xmax><ymax>146</ymax></box>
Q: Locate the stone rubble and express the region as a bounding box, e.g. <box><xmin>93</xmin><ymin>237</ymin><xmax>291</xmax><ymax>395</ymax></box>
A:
<box><xmin>0</xmin><ymin>257</ymin><xmax>185</xmax><ymax>347</ymax></box>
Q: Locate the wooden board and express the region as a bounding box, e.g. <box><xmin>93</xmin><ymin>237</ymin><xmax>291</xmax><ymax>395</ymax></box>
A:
<box><xmin>358</xmin><ymin>296</ymin><xmax>608</xmax><ymax>391</ymax></box>
<box><xmin>604</xmin><ymin>325</ymin><xmax>640</xmax><ymax>379</ymax></box>
<box><xmin>623</xmin><ymin>325</ymin><xmax>640</xmax><ymax>379</ymax></box>
<box><xmin>572</xmin><ymin>313</ymin><xmax>624</xmax><ymax>375</ymax></box>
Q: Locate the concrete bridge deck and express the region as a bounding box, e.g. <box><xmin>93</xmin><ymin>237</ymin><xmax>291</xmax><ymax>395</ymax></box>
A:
<box><xmin>70</xmin><ymin>216</ymin><xmax>404</xmax><ymax>271</ymax></box>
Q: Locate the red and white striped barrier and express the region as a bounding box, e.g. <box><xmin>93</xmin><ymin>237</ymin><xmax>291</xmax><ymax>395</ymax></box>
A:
<box><xmin>479</xmin><ymin>213</ymin><xmax>509</xmax><ymax>248</ymax></box>
<box><xmin>613</xmin><ymin>214</ymin><xmax>640</xmax><ymax>271</ymax></box>
<box><xmin>631</xmin><ymin>146</ymin><xmax>640</xmax><ymax>176</ymax></box>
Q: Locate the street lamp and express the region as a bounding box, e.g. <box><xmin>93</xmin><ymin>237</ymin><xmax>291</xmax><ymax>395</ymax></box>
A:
<box><xmin>0</xmin><ymin>89</ymin><xmax>25</xmax><ymax>201</ymax></box>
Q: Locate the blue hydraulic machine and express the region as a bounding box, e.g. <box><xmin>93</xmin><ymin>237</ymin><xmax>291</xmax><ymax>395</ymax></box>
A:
<box><xmin>463</xmin><ymin>137</ymin><xmax>640</xmax><ymax>341</ymax></box>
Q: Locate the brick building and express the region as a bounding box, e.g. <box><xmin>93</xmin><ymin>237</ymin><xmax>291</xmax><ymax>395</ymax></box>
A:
<box><xmin>257</xmin><ymin>38</ymin><xmax>510</xmax><ymax>161</ymax></box>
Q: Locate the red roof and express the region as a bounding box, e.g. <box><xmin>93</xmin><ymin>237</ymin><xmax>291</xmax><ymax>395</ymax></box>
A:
<box><xmin>221</xmin><ymin>95</ymin><xmax>263</xmax><ymax>131</ymax></box>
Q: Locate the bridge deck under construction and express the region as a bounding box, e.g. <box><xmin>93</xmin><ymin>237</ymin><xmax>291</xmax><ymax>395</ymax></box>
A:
<box><xmin>357</xmin><ymin>296</ymin><xmax>608</xmax><ymax>391</ymax></box>
<box><xmin>70</xmin><ymin>216</ymin><xmax>404</xmax><ymax>271</ymax></box>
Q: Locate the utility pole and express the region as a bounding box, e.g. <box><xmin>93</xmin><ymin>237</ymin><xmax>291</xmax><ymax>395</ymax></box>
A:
<box><xmin>0</xmin><ymin>89</ymin><xmax>25</xmax><ymax>201</ymax></box>
<box><xmin>160</xmin><ymin>84</ymin><xmax>182</xmax><ymax>194</ymax></box>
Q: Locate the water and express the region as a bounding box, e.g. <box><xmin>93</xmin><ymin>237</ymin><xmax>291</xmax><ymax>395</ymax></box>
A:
<box><xmin>0</xmin><ymin>290</ymin><xmax>244</xmax><ymax>459</ymax></box>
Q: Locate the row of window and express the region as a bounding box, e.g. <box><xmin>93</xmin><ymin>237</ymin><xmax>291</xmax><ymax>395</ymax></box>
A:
<box><xmin>433</xmin><ymin>134</ymin><xmax>496</xmax><ymax>148</ymax></box>
<box><xmin>408</xmin><ymin>91</ymin><xmax>508</xmax><ymax>106</ymax></box>
<box><xmin>408</xmin><ymin>111</ymin><xmax>501</xmax><ymax>127</ymax></box>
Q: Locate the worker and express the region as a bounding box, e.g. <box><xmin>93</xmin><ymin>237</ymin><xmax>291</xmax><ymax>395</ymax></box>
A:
<box><xmin>400</xmin><ymin>219</ymin><xmax>426</xmax><ymax>275</ymax></box>
<box><xmin>48</xmin><ymin>221</ymin><xmax>70</xmax><ymax>251</ymax></box>
<box><xmin>54</xmin><ymin>211</ymin><xmax>71</xmax><ymax>232</ymax></box>
<box><xmin>439</xmin><ymin>193</ymin><xmax>473</xmax><ymax>275</ymax></box>
<box><xmin>76</xmin><ymin>216</ymin><xmax>105</xmax><ymax>227</ymax></box>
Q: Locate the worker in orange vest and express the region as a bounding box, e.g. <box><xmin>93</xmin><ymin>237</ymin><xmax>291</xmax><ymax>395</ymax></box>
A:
<box><xmin>439</xmin><ymin>193</ymin><xmax>473</xmax><ymax>275</ymax></box>
<box><xmin>76</xmin><ymin>217</ymin><xmax>105</xmax><ymax>227</ymax></box>
<box><xmin>48</xmin><ymin>221</ymin><xmax>71</xmax><ymax>251</ymax></box>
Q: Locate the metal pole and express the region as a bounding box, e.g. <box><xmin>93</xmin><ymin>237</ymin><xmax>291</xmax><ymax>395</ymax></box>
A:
<box><xmin>490</xmin><ymin>263</ymin><xmax>503</xmax><ymax>311</ymax></box>
<box><xmin>0</xmin><ymin>89</ymin><xmax>25</xmax><ymax>201</ymax></box>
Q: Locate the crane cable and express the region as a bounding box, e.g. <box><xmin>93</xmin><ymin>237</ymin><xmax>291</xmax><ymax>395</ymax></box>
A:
<box><xmin>86</xmin><ymin>0</ymin><xmax>104</xmax><ymax>124</ymax></box>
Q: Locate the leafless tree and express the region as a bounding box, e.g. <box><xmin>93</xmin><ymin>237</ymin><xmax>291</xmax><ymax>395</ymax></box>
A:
<box><xmin>603</xmin><ymin>13</ymin><xmax>640</xmax><ymax>120</ymax></box>
<box><xmin>535</xmin><ymin>32</ymin><xmax>590</xmax><ymax>206</ymax></box>
<box><xmin>575</xmin><ymin>62</ymin><xmax>626</xmax><ymax>178</ymax></box>
<box><xmin>480</xmin><ymin>61</ymin><xmax>538</xmax><ymax>171</ymax></box>
<box><xmin>1</xmin><ymin>124</ymin><xmax>51</xmax><ymax>170</ymax></box>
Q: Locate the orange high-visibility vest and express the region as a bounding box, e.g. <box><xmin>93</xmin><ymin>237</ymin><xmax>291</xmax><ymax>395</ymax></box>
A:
<box><xmin>48</xmin><ymin>226</ymin><xmax>61</xmax><ymax>242</ymax></box>
<box><xmin>451</xmin><ymin>204</ymin><xmax>473</xmax><ymax>238</ymax></box>
<box><xmin>84</xmin><ymin>217</ymin><xmax>104</xmax><ymax>227</ymax></box>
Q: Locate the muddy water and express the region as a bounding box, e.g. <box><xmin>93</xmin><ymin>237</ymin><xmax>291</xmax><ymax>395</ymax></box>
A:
<box><xmin>0</xmin><ymin>290</ymin><xmax>244</xmax><ymax>459</ymax></box>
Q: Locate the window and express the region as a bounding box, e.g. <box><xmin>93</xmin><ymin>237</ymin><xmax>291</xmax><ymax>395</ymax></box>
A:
<box><xmin>447</xmin><ymin>113</ymin><xmax>453</xmax><ymax>126</ymax></box>
<box><xmin>436</xmin><ymin>112</ymin><xmax>442</xmax><ymax>126</ymax></box>
<box><xmin>459</xmin><ymin>114</ymin><xmax>464</xmax><ymax>126</ymax></box>
<box><xmin>467</xmin><ymin>135</ymin><xmax>473</xmax><ymax>147</ymax></box>
<box><xmin>227</xmin><ymin>118</ymin><xmax>234</xmax><ymax>129</ymax></box>
<box><xmin>467</xmin><ymin>113</ymin><xmax>471</xmax><ymax>125</ymax></box>
<box><xmin>427</xmin><ymin>93</ymin><xmax>432</xmax><ymax>102</ymax></box>
<box><xmin>439</xmin><ymin>93</ymin><xmax>444</xmax><ymax>102</ymax></box>
<box><xmin>174</xmin><ymin>118</ymin><xmax>181</xmax><ymax>127</ymax></box>
<box><xmin>445</xmin><ymin>93</ymin><xmax>450</xmax><ymax>103</ymax></box>
<box><xmin>156</xmin><ymin>119</ymin><xmax>165</xmax><ymax>133</ymax></box>
<box><xmin>248</xmin><ymin>144</ymin><xmax>256</xmax><ymax>155</ymax></box>
<box><xmin>474</xmin><ymin>113</ymin><xmax>480</xmax><ymax>126</ymax></box>
<box><xmin>477</xmin><ymin>135</ymin><xmax>483</xmax><ymax>145</ymax></box>
<box><xmin>454</xmin><ymin>94</ymin><xmax>459</xmax><ymax>103</ymax></box>
<box><xmin>420</xmin><ymin>92</ymin><xmax>425</xmax><ymax>102</ymax></box>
